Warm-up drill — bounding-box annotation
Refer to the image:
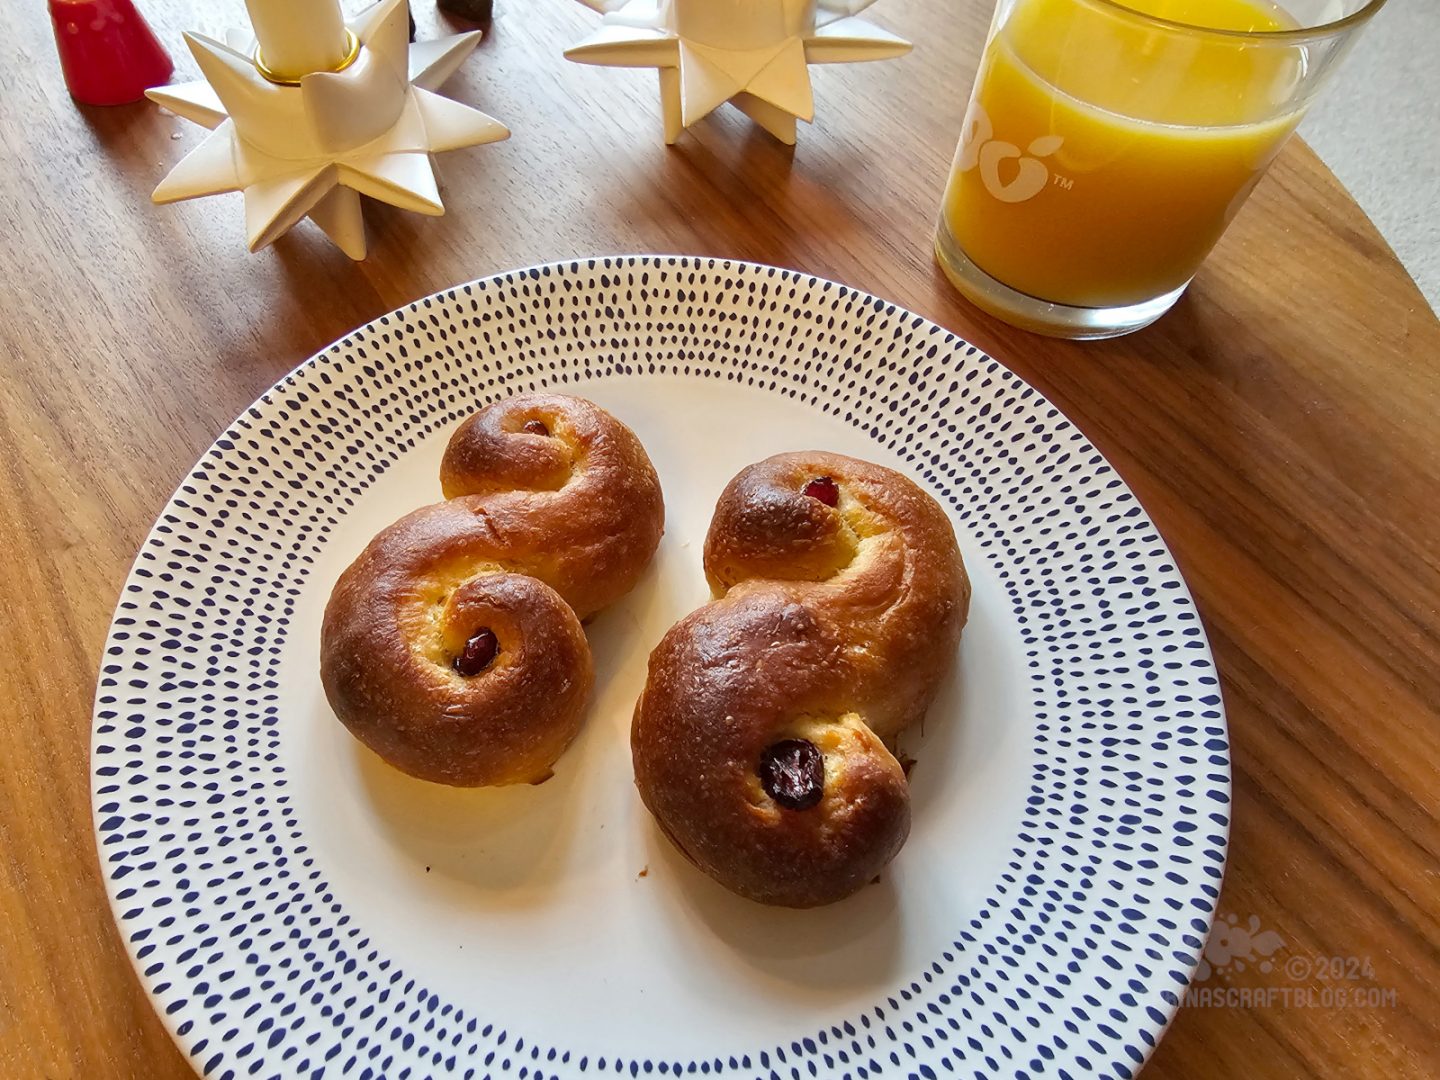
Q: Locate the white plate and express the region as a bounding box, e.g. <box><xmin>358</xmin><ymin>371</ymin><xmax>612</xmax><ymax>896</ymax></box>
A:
<box><xmin>93</xmin><ymin>257</ymin><xmax>1229</xmax><ymax>1080</ymax></box>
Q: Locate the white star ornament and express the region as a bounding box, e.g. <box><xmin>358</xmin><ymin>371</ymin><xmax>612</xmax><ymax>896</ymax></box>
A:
<box><xmin>565</xmin><ymin>0</ymin><xmax>911</xmax><ymax>145</ymax></box>
<box><xmin>147</xmin><ymin>0</ymin><xmax>509</xmax><ymax>259</ymax></box>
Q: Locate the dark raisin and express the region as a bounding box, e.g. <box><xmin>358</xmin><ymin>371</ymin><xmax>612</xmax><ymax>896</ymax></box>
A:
<box><xmin>453</xmin><ymin>628</ymin><xmax>499</xmax><ymax>676</ymax></box>
<box><xmin>758</xmin><ymin>739</ymin><xmax>825</xmax><ymax>810</ymax></box>
<box><xmin>803</xmin><ymin>476</ymin><xmax>839</xmax><ymax>507</ymax></box>
<box><xmin>521</xmin><ymin>419</ymin><xmax>550</xmax><ymax>436</ymax></box>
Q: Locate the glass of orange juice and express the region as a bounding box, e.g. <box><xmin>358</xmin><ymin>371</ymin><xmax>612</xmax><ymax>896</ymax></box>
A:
<box><xmin>936</xmin><ymin>0</ymin><xmax>1388</xmax><ymax>338</ymax></box>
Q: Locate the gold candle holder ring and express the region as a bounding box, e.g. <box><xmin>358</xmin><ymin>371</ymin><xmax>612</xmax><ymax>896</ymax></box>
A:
<box><xmin>254</xmin><ymin>28</ymin><xmax>360</xmax><ymax>85</ymax></box>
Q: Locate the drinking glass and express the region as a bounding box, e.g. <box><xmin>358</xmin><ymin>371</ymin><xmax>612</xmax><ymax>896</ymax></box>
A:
<box><xmin>935</xmin><ymin>0</ymin><xmax>1388</xmax><ymax>339</ymax></box>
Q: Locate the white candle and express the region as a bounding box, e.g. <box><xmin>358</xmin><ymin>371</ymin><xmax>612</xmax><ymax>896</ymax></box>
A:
<box><xmin>245</xmin><ymin>0</ymin><xmax>348</xmax><ymax>80</ymax></box>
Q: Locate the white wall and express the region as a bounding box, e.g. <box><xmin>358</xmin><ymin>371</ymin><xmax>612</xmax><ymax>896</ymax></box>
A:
<box><xmin>1301</xmin><ymin>1</ymin><xmax>1440</xmax><ymax>312</ymax></box>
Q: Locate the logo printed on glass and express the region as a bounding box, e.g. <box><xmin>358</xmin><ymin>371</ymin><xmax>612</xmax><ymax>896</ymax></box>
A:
<box><xmin>956</xmin><ymin>100</ymin><xmax>1064</xmax><ymax>203</ymax></box>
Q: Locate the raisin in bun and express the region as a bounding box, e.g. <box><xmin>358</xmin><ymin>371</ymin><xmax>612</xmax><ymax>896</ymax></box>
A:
<box><xmin>322</xmin><ymin>394</ymin><xmax>664</xmax><ymax>786</ymax></box>
<box><xmin>632</xmin><ymin>452</ymin><xmax>968</xmax><ymax>906</ymax></box>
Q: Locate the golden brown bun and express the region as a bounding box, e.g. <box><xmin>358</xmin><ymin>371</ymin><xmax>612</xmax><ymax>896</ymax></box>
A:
<box><xmin>633</xmin><ymin>452</ymin><xmax>969</xmax><ymax>906</ymax></box>
<box><xmin>322</xmin><ymin>394</ymin><xmax>664</xmax><ymax>786</ymax></box>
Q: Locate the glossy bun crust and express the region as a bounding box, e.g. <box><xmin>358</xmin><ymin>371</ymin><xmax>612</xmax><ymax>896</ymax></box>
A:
<box><xmin>322</xmin><ymin>395</ymin><xmax>664</xmax><ymax>786</ymax></box>
<box><xmin>633</xmin><ymin>452</ymin><xmax>969</xmax><ymax>906</ymax></box>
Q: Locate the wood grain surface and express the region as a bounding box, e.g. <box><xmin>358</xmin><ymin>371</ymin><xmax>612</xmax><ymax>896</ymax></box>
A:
<box><xmin>2</xmin><ymin>0</ymin><xmax>1437</xmax><ymax>1077</ymax></box>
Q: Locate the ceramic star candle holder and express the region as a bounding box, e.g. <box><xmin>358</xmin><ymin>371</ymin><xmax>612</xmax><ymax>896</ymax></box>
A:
<box><xmin>565</xmin><ymin>0</ymin><xmax>911</xmax><ymax>145</ymax></box>
<box><xmin>148</xmin><ymin>0</ymin><xmax>509</xmax><ymax>259</ymax></box>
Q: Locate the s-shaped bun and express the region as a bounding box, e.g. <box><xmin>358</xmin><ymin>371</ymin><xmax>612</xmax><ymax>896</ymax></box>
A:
<box><xmin>633</xmin><ymin>452</ymin><xmax>968</xmax><ymax>906</ymax></box>
<box><xmin>322</xmin><ymin>394</ymin><xmax>664</xmax><ymax>786</ymax></box>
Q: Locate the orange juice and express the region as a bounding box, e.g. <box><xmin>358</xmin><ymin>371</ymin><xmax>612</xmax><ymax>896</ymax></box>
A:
<box><xmin>941</xmin><ymin>0</ymin><xmax>1303</xmax><ymax>309</ymax></box>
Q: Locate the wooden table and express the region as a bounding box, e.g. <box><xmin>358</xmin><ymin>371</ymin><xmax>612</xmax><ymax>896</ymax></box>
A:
<box><xmin>3</xmin><ymin>0</ymin><xmax>1437</xmax><ymax>1076</ymax></box>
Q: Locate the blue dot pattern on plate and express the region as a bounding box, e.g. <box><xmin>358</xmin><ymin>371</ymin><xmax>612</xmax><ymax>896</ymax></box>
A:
<box><xmin>91</xmin><ymin>257</ymin><xmax>1229</xmax><ymax>1080</ymax></box>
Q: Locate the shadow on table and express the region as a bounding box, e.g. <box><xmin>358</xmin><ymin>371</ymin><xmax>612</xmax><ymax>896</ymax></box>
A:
<box><xmin>599</xmin><ymin>114</ymin><xmax>880</xmax><ymax>267</ymax></box>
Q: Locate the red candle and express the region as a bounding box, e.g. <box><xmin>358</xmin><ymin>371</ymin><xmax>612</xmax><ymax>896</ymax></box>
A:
<box><xmin>48</xmin><ymin>0</ymin><xmax>174</xmax><ymax>106</ymax></box>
